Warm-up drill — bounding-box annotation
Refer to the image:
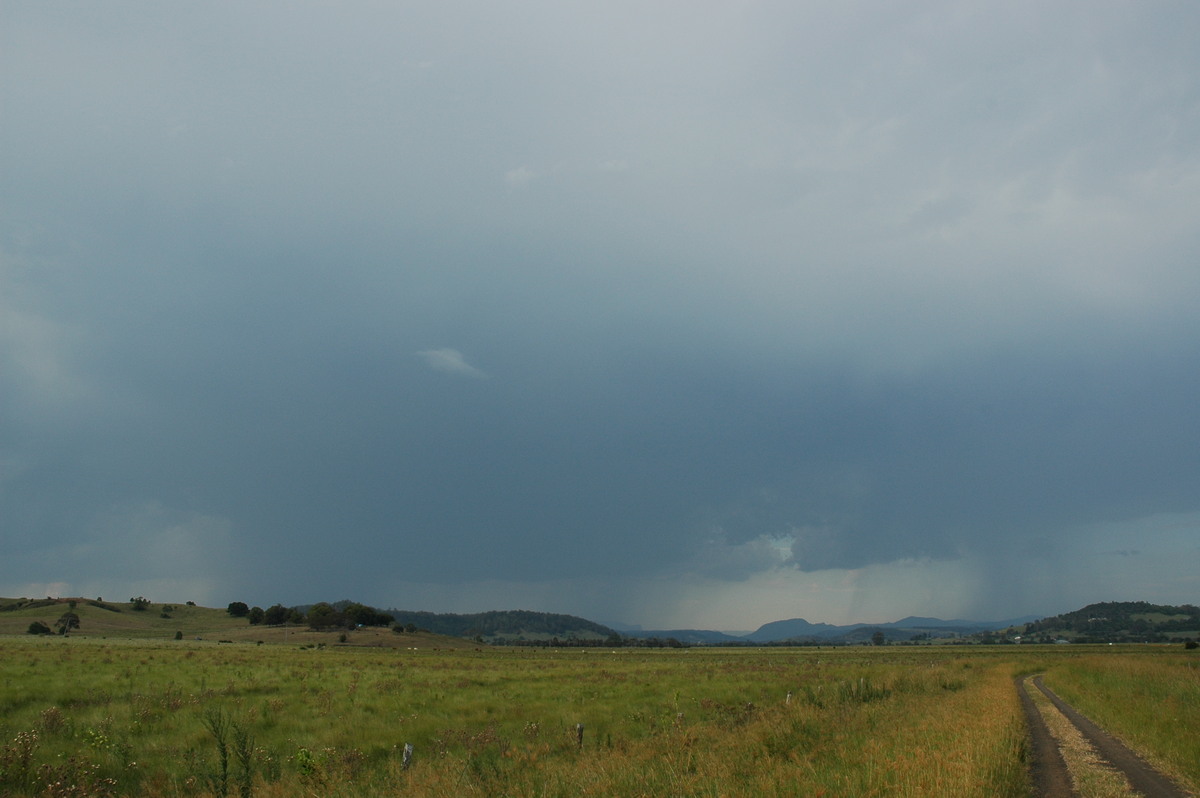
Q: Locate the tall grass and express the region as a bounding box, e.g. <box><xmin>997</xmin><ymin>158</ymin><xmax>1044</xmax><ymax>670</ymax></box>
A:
<box><xmin>1041</xmin><ymin>649</ymin><xmax>1200</xmax><ymax>793</ymax></box>
<box><xmin>0</xmin><ymin>637</ymin><xmax>1141</xmax><ymax>796</ymax></box>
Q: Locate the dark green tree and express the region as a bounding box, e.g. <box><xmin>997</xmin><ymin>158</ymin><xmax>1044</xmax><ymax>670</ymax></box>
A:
<box><xmin>226</xmin><ymin>601</ymin><xmax>250</xmax><ymax>617</ymax></box>
<box><xmin>28</xmin><ymin>621</ymin><xmax>53</xmax><ymax>635</ymax></box>
<box><xmin>56</xmin><ymin>612</ymin><xmax>81</xmax><ymax>635</ymax></box>
<box><xmin>307</xmin><ymin>602</ymin><xmax>342</xmax><ymax>629</ymax></box>
<box><xmin>247</xmin><ymin>606</ymin><xmax>265</xmax><ymax>625</ymax></box>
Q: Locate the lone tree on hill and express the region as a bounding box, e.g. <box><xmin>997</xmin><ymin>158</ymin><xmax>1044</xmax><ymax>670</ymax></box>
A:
<box><xmin>56</xmin><ymin>612</ymin><xmax>80</xmax><ymax>635</ymax></box>
<box><xmin>227</xmin><ymin>601</ymin><xmax>250</xmax><ymax>617</ymax></box>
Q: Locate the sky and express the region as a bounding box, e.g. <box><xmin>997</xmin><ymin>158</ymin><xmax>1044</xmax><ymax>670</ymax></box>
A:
<box><xmin>2</xmin><ymin>2</ymin><xmax>1198</xmax><ymax>632</ymax></box>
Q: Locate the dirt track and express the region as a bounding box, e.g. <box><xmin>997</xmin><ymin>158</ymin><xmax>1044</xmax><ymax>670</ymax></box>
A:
<box><xmin>1017</xmin><ymin>675</ymin><xmax>1192</xmax><ymax>798</ymax></box>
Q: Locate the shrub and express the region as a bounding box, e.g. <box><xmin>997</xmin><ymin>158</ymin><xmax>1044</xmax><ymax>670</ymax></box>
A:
<box><xmin>27</xmin><ymin>621</ymin><xmax>52</xmax><ymax>635</ymax></box>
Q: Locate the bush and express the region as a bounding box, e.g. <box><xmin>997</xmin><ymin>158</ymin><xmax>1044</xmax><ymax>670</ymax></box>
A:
<box><xmin>27</xmin><ymin>621</ymin><xmax>53</xmax><ymax>635</ymax></box>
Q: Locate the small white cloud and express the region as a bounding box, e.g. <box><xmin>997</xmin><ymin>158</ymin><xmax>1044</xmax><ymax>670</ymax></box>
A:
<box><xmin>505</xmin><ymin>166</ymin><xmax>536</xmax><ymax>188</ymax></box>
<box><xmin>417</xmin><ymin>348</ymin><xmax>487</xmax><ymax>379</ymax></box>
<box><xmin>9</xmin><ymin>581</ymin><xmax>72</xmax><ymax>599</ymax></box>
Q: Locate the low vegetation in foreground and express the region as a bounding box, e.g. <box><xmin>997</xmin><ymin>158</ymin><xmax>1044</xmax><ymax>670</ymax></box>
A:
<box><xmin>1</xmin><ymin>597</ymin><xmax>1197</xmax><ymax>796</ymax></box>
<box><xmin>1</xmin><ymin>637</ymin><xmax>1196</xmax><ymax>797</ymax></box>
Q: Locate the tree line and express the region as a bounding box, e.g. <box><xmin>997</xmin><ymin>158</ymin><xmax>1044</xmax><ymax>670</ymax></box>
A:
<box><xmin>226</xmin><ymin>600</ymin><xmax>394</xmax><ymax>630</ymax></box>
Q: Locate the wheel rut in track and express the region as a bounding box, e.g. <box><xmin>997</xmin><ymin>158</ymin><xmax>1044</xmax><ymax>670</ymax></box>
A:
<box><xmin>1017</xmin><ymin>674</ymin><xmax>1193</xmax><ymax>798</ymax></box>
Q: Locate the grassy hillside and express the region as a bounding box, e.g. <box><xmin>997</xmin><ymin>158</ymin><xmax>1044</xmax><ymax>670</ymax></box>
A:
<box><xmin>1017</xmin><ymin>601</ymin><xmax>1200</xmax><ymax>643</ymax></box>
<box><xmin>1012</xmin><ymin>600</ymin><xmax>1200</xmax><ymax>643</ymax></box>
<box><xmin>0</xmin><ymin>597</ymin><xmax>242</xmax><ymax>639</ymax></box>
<box><xmin>0</xmin><ymin>597</ymin><xmax>475</xmax><ymax>649</ymax></box>
<box><xmin>386</xmin><ymin>608</ymin><xmax>618</xmax><ymax>642</ymax></box>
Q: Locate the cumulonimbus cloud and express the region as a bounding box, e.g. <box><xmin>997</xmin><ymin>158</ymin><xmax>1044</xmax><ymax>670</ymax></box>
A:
<box><xmin>416</xmin><ymin>348</ymin><xmax>487</xmax><ymax>379</ymax></box>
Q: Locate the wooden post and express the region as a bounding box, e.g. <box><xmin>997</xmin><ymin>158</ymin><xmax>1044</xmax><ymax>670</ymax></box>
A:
<box><xmin>575</xmin><ymin>723</ymin><xmax>584</xmax><ymax>749</ymax></box>
<box><xmin>402</xmin><ymin>742</ymin><xmax>413</xmax><ymax>770</ymax></box>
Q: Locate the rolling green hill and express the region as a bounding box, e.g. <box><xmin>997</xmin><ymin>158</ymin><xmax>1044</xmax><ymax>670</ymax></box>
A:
<box><xmin>0</xmin><ymin>597</ymin><xmax>475</xmax><ymax>649</ymax></box>
<box><xmin>384</xmin><ymin>608</ymin><xmax>618</xmax><ymax>642</ymax></box>
<box><xmin>1017</xmin><ymin>601</ymin><xmax>1200</xmax><ymax>643</ymax></box>
<box><xmin>0</xmin><ymin>596</ymin><xmax>241</xmax><ymax>638</ymax></box>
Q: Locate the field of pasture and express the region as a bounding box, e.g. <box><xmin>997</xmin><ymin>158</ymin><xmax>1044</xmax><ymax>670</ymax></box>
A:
<box><xmin>1</xmin><ymin>637</ymin><xmax>1196</xmax><ymax>797</ymax></box>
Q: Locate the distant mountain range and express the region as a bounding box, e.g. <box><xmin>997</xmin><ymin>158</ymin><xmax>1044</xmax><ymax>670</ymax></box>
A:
<box><xmin>624</xmin><ymin>614</ymin><xmax>1043</xmax><ymax>645</ymax></box>
<box><xmin>282</xmin><ymin>599</ymin><xmax>1200</xmax><ymax>646</ymax></box>
<box><xmin>4</xmin><ymin>596</ymin><xmax>1193</xmax><ymax>645</ymax></box>
<box><xmin>373</xmin><ymin>606</ymin><xmax>1043</xmax><ymax>645</ymax></box>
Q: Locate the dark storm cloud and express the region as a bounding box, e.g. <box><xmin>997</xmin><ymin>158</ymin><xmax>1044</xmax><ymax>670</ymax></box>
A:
<box><xmin>2</xmin><ymin>2</ymin><xmax>1198</xmax><ymax>624</ymax></box>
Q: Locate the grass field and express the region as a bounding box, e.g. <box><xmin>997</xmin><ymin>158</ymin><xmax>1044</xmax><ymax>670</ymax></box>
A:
<box><xmin>1040</xmin><ymin>651</ymin><xmax>1200</xmax><ymax>791</ymax></box>
<box><xmin>1</xmin><ymin>604</ymin><xmax>1196</xmax><ymax>797</ymax></box>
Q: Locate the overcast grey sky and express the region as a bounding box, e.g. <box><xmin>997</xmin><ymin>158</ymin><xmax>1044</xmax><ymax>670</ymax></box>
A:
<box><xmin>2</xmin><ymin>2</ymin><xmax>1198</xmax><ymax>630</ymax></box>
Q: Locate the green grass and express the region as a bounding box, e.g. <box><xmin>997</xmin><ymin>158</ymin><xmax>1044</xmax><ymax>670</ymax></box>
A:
<box><xmin>0</xmin><ymin>639</ymin><xmax>1038</xmax><ymax>797</ymax></box>
<box><xmin>1041</xmin><ymin>649</ymin><xmax>1200</xmax><ymax>793</ymax></box>
<box><xmin>1</xmin><ymin>628</ymin><xmax>1193</xmax><ymax>796</ymax></box>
